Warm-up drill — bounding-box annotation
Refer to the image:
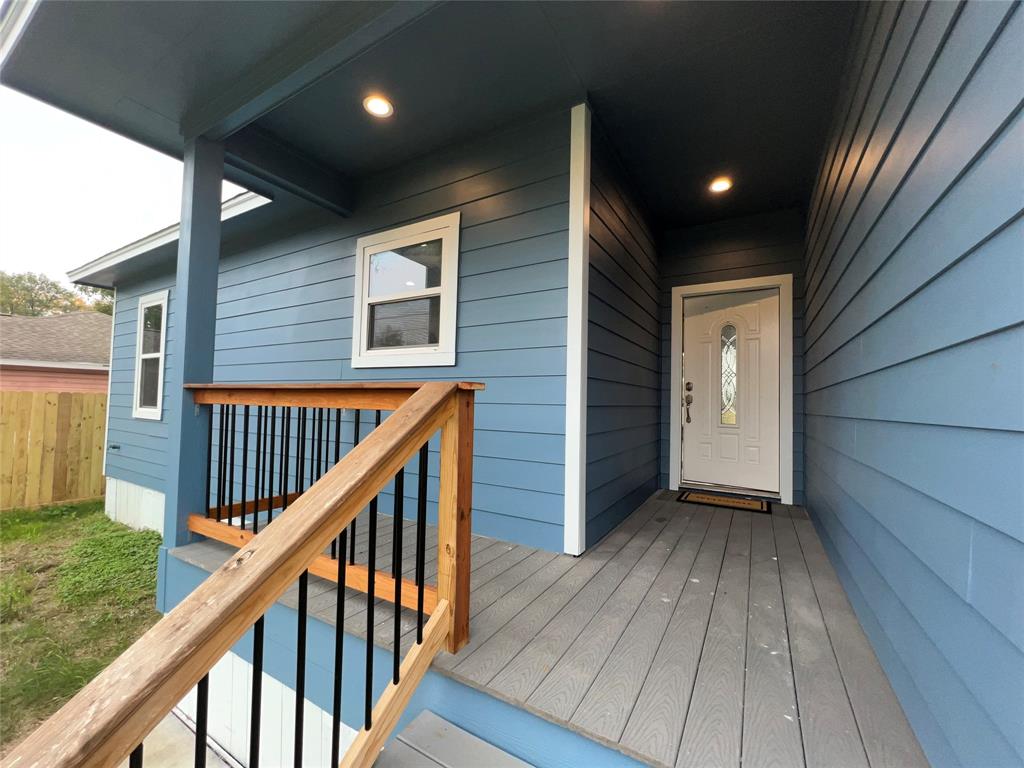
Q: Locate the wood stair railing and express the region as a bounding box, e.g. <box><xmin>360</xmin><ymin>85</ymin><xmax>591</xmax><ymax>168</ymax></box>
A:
<box><xmin>3</xmin><ymin>381</ymin><xmax>480</xmax><ymax>768</ymax></box>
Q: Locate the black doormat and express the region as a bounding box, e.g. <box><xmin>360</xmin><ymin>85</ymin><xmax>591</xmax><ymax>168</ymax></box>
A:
<box><xmin>677</xmin><ymin>489</ymin><xmax>771</xmax><ymax>513</ymax></box>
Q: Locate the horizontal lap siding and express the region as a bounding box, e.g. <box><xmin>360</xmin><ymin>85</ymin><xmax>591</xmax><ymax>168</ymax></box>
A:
<box><xmin>107</xmin><ymin>112</ymin><xmax>571</xmax><ymax>551</ymax></box>
<box><xmin>657</xmin><ymin>210</ymin><xmax>806</xmax><ymax>500</ymax></box>
<box><xmin>107</xmin><ymin>274</ymin><xmax>176</xmax><ymax>491</ymax></box>
<box><xmin>802</xmin><ymin>2</ymin><xmax>1023</xmax><ymax>766</ymax></box>
<box><xmin>585</xmin><ymin>134</ymin><xmax>660</xmax><ymax>547</ymax></box>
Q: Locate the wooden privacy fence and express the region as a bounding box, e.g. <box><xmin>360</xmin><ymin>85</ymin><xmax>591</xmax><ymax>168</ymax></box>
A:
<box><xmin>0</xmin><ymin>391</ymin><xmax>106</xmax><ymax>510</ymax></box>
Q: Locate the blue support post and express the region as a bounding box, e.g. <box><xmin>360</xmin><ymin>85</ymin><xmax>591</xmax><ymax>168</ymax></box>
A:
<box><xmin>162</xmin><ymin>137</ymin><xmax>224</xmax><ymax>550</ymax></box>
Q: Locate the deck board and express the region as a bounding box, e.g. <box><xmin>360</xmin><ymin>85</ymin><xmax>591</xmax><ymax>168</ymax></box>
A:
<box><xmin>172</xmin><ymin>492</ymin><xmax>924</xmax><ymax>768</ymax></box>
<box><xmin>773</xmin><ymin>514</ymin><xmax>868</xmax><ymax>768</ymax></box>
<box><xmin>619</xmin><ymin>508</ymin><xmax>732</xmax><ymax>765</ymax></box>
<box><xmin>569</xmin><ymin>506</ymin><xmax>709</xmax><ymax>741</ymax></box>
<box><xmin>741</xmin><ymin>513</ymin><xmax>803</xmax><ymax>768</ymax></box>
<box><xmin>676</xmin><ymin>510</ymin><xmax>751</xmax><ymax>768</ymax></box>
<box><xmin>526</xmin><ymin>508</ymin><xmax>693</xmax><ymax>721</ymax></box>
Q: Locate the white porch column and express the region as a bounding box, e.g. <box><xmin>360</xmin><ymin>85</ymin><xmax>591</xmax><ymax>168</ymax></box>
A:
<box><xmin>163</xmin><ymin>137</ymin><xmax>224</xmax><ymax>549</ymax></box>
<box><xmin>564</xmin><ymin>103</ymin><xmax>591</xmax><ymax>555</ymax></box>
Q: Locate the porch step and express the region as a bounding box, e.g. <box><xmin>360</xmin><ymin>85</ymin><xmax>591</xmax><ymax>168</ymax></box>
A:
<box><xmin>376</xmin><ymin>711</ymin><xmax>532</xmax><ymax>768</ymax></box>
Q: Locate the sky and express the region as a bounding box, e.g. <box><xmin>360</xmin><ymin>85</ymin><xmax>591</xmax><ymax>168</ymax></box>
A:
<box><xmin>0</xmin><ymin>86</ymin><xmax>242</xmax><ymax>287</ymax></box>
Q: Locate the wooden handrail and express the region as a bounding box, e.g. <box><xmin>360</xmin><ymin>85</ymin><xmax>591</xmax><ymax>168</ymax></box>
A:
<box><xmin>4</xmin><ymin>381</ymin><xmax>462</xmax><ymax>768</ymax></box>
<box><xmin>186</xmin><ymin>381</ymin><xmax>483</xmax><ymax>411</ymax></box>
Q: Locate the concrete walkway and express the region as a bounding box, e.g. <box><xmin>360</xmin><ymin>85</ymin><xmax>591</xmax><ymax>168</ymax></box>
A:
<box><xmin>118</xmin><ymin>712</ymin><xmax>230</xmax><ymax>768</ymax></box>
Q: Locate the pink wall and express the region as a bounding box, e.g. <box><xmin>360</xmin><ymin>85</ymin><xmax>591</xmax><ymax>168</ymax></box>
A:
<box><xmin>0</xmin><ymin>365</ymin><xmax>109</xmax><ymax>393</ymax></box>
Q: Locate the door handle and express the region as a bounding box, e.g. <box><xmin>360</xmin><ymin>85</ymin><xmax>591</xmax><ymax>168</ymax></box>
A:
<box><xmin>684</xmin><ymin>393</ymin><xmax>693</xmax><ymax>424</ymax></box>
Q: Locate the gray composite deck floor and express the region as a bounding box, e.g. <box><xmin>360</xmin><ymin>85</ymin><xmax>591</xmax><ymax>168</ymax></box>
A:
<box><xmin>173</xmin><ymin>490</ymin><xmax>927</xmax><ymax>768</ymax></box>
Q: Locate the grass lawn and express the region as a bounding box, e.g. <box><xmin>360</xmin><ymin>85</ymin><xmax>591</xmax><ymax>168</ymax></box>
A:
<box><xmin>0</xmin><ymin>499</ymin><xmax>162</xmax><ymax>752</ymax></box>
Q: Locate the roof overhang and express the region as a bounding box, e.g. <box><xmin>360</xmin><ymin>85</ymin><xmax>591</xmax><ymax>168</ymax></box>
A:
<box><xmin>2</xmin><ymin>1</ymin><xmax>856</xmax><ymax>230</ymax></box>
<box><xmin>67</xmin><ymin>192</ymin><xmax>269</xmax><ymax>287</ymax></box>
<box><xmin>1</xmin><ymin>0</ymin><xmax>437</xmax><ymax>216</ymax></box>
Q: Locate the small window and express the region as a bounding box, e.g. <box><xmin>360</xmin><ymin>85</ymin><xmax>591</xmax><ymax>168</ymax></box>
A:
<box><xmin>351</xmin><ymin>212</ymin><xmax>460</xmax><ymax>368</ymax></box>
<box><xmin>721</xmin><ymin>323</ymin><xmax>737</xmax><ymax>425</ymax></box>
<box><xmin>133</xmin><ymin>290</ymin><xmax>168</xmax><ymax>420</ymax></box>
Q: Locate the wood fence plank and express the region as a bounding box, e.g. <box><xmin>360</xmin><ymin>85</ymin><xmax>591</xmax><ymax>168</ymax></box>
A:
<box><xmin>24</xmin><ymin>392</ymin><xmax>47</xmax><ymax>508</ymax></box>
<box><xmin>51</xmin><ymin>393</ymin><xmax>72</xmax><ymax>503</ymax></box>
<box><xmin>38</xmin><ymin>394</ymin><xmax>60</xmax><ymax>505</ymax></box>
<box><xmin>92</xmin><ymin>395</ymin><xmax>107</xmax><ymax>498</ymax></box>
<box><xmin>75</xmin><ymin>395</ymin><xmax>94</xmax><ymax>500</ymax></box>
<box><xmin>0</xmin><ymin>393</ymin><xmax>16</xmax><ymax>508</ymax></box>
<box><xmin>64</xmin><ymin>395</ymin><xmax>83</xmax><ymax>501</ymax></box>
<box><xmin>9</xmin><ymin>392</ymin><xmax>31</xmax><ymax>508</ymax></box>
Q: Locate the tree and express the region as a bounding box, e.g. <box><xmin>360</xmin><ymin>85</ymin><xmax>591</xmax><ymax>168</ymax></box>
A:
<box><xmin>0</xmin><ymin>271</ymin><xmax>113</xmax><ymax>316</ymax></box>
<box><xmin>76</xmin><ymin>285</ymin><xmax>114</xmax><ymax>316</ymax></box>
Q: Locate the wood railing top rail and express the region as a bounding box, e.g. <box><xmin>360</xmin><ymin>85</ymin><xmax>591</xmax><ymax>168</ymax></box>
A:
<box><xmin>185</xmin><ymin>381</ymin><xmax>483</xmax><ymax>411</ymax></box>
<box><xmin>5</xmin><ymin>381</ymin><xmax>460</xmax><ymax>768</ymax></box>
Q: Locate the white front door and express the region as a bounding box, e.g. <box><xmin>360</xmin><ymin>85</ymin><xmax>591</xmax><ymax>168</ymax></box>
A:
<box><xmin>682</xmin><ymin>288</ymin><xmax>780</xmax><ymax>493</ymax></box>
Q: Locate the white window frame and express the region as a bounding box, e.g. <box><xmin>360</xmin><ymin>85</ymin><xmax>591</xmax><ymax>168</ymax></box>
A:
<box><xmin>132</xmin><ymin>289</ymin><xmax>168</xmax><ymax>420</ymax></box>
<box><xmin>351</xmin><ymin>212</ymin><xmax>460</xmax><ymax>368</ymax></box>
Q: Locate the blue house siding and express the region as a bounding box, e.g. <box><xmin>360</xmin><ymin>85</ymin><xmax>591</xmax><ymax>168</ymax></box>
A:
<box><xmin>802</xmin><ymin>2</ymin><xmax>1023</xmax><ymax>766</ymax></box>
<box><xmin>657</xmin><ymin>209</ymin><xmax>806</xmax><ymax>500</ymax></box>
<box><xmin>107</xmin><ymin>110</ymin><xmax>572</xmax><ymax>551</ymax></box>
<box><xmin>107</xmin><ymin>270</ymin><xmax>176</xmax><ymax>492</ymax></box>
<box><xmin>585</xmin><ymin>131</ymin><xmax>661</xmax><ymax>547</ymax></box>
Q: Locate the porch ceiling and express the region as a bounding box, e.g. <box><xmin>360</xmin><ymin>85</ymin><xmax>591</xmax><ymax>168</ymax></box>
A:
<box><xmin>2</xmin><ymin>0</ymin><xmax>855</xmax><ymax>229</ymax></box>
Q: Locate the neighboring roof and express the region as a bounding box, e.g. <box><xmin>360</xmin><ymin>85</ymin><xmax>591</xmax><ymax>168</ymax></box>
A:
<box><xmin>0</xmin><ymin>312</ymin><xmax>112</xmax><ymax>369</ymax></box>
<box><xmin>67</xmin><ymin>191</ymin><xmax>271</xmax><ymax>288</ymax></box>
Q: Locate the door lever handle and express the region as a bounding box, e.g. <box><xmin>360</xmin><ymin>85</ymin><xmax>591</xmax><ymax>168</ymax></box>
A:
<box><xmin>684</xmin><ymin>393</ymin><xmax>693</xmax><ymax>424</ymax></box>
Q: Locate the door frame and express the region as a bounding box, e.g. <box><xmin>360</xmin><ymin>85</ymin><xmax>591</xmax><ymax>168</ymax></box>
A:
<box><xmin>669</xmin><ymin>274</ymin><xmax>793</xmax><ymax>504</ymax></box>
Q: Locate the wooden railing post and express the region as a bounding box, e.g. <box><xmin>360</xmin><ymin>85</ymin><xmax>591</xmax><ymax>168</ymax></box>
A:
<box><xmin>437</xmin><ymin>388</ymin><xmax>474</xmax><ymax>653</ymax></box>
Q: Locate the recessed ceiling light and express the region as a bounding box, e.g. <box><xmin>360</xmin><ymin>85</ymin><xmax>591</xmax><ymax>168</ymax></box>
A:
<box><xmin>363</xmin><ymin>95</ymin><xmax>394</xmax><ymax>118</ymax></box>
<box><xmin>709</xmin><ymin>176</ymin><xmax>733</xmax><ymax>193</ymax></box>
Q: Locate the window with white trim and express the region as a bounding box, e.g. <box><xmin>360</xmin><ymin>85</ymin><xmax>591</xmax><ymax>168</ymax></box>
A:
<box><xmin>132</xmin><ymin>290</ymin><xmax>168</xmax><ymax>419</ymax></box>
<box><xmin>351</xmin><ymin>212</ymin><xmax>460</xmax><ymax>368</ymax></box>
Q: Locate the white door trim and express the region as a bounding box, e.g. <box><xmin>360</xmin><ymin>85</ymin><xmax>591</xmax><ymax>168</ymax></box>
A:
<box><xmin>669</xmin><ymin>274</ymin><xmax>793</xmax><ymax>504</ymax></box>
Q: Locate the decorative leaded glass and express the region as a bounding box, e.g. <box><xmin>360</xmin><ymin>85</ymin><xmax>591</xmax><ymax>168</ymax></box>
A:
<box><xmin>721</xmin><ymin>324</ymin><xmax>737</xmax><ymax>425</ymax></box>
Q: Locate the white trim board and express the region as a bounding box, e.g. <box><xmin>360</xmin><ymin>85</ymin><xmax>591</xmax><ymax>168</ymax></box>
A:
<box><xmin>669</xmin><ymin>274</ymin><xmax>794</xmax><ymax>505</ymax></box>
<box><xmin>0</xmin><ymin>359</ymin><xmax>109</xmax><ymax>370</ymax></box>
<box><xmin>563</xmin><ymin>103</ymin><xmax>591</xmax><ymax>556</ymax></box>
<box><xmin>102</xmin><ymin>287</ymin><xmax>116</xmax><ymax>476</ymax></box>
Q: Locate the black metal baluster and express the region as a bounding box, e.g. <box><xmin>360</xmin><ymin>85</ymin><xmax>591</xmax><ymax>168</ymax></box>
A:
<box><xmin>194</xmin><ymin>673</ymin><xmax>209</xmax><ymax>768</ymax></box>
<box><xmin>281</xmin><ymin>407</ymin><xmax>291</xmax><ymax>511</ymax></box>
<box><xmin>330</xmin><ymin>527</ymin><xmax>347</xmax><ymax>767</ymax></box>
<box><xmin>329</xmin><ymin>408</ymin><xmax>337</xmax><ymax>559</ymax></box>
<box><xmin>316</xmin><ymin>407</ymin><xmax>324</xmax><ymax>480</ymax></box>
<box><xmin>349</xmin><ymin>409</ymin><xmax>360</xmax><ymax>565</ymax></box>
<box><xmin>392</xmin><ymin>468</ymin><xmax>404</xmax><ymax>682</ymax></box>
<box><xmin>299</xmin><ymin>407</ymin><xmax>307</xmax><ymax>493</ymax></box>
<box><xmin>334</xmin><ymin>408</ymin><xmax>342</xmax><ymax>464</ymax></box>
<box><xmin>249</xmin><ymin>616</ymin><xmax>264</xmax><ymax>768</ymax></box>
<box><xmin>365</xmin><ymin>478</ymin><xmax>377</xmax><ymax>730</ymax></box>
<box><xmin>129</xmin><ymin>744</ymin><xmax>143</xmax><ymax>768</ymax></box>
<box><xmin>228</xmin><ymin>405</ymin><xmax>236</xmax><ymax>527</ymax></box>
<box><xmin>267</xmin><ymin>406</ymin><xmax>276</xmax><ymax>522</ymax></box>
<box><xmin>216</xmin><ymin>405</ymin><xmax>226</xmax><ymax>521</ymax></box>
<box><xmin>254</xmin><ymin>406</ymin><xmax>263</xmax><ymax>534</ymax></box>
<box><xmin>241</xmin><ymin>405</ymin><xmax>249</xmax><ymax>531</ymax></box>
<box><xmin>294</xmin><ymin>571</ymin><xmax>308</xmax><ymax>767</ymax></box>
<box><xmin>416</xmin><ymin>443</ymin><xmax>428</xmax><ymax>643</ymax></box>
<box><xmin>204</xmin><ymin>406</ymin><xmax>213</xmax><ymax>517</ymax></box>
